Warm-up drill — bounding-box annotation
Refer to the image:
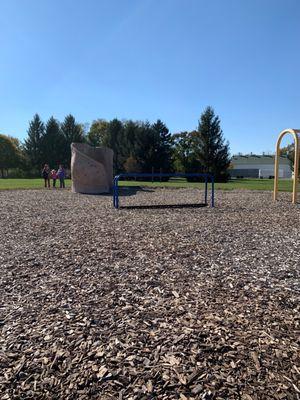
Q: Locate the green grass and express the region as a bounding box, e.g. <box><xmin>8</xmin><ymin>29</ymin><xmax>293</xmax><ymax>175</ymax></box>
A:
<box><xmin>119</xmin><ymin>178</ymin><xmax>293</xmax><ymax>192</ymax></box>
<box><xmin>0</xmin><ymin>179</ymin><xmax>71</xmax><ymax>190</ymax></box>
<box><xmin>0</xmin><ymin>177</ymin><xmax>293</xmax><ymax>192</ymax></box>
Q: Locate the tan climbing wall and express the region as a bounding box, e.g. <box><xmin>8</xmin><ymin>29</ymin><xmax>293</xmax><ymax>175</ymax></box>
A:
<box><xmin>71</xmin><ymin>143</ymin><xmax>113</xmax><ymax>194</ymax></box>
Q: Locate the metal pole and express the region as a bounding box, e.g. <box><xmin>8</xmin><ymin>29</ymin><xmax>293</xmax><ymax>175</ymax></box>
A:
<box><xmin>211</xmin><ymin>175</ymin><xmax>214</xmax><ymax>207</ymax></box>
<box><xmin>113</xmin><ymin>177</ymin><xmax>117</xmax><ymax>208</ymax></box>
<box><xmin>113</xmin><ymin>178</ymin><xmax>115</xmax><ymax>208</ymax></box>
<box><xmin>274</xmin><ymin>129</ymin><xmax>300</xmax><ymax>204</ymax></box>
<box><xmin>204</xmin><ymin>176</ymin><xmax>208</xmax><ymax>204</ymax></box>
<box><xmin>116</xmin><ymin>176</ymin><xmax>119</xmax><ymax>209</ymax></box>
<box><xmin>274</xmin><ymin>135</ymin><xmax>281</xmax><ymax>201</ymax></box>
<box><xmin>293</xmin><ymin>134</ymin><xmax>299</xmax><ymax>204</ymax></box>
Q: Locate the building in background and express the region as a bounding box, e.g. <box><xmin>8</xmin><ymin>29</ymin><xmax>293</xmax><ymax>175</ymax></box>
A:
<box><xmin>229</xmin><ymin>155</ymin><xmax>292</xmax><ymax>179</ymax></box>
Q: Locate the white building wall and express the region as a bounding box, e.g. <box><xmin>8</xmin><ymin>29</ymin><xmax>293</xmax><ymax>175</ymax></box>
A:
<box><xmin>233</xmin><ymin>163</ymin><xmax>291</xmax><ymax>178</ymax></box>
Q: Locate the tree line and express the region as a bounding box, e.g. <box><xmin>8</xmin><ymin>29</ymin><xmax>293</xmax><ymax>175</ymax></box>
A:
<box><xmin>0</xmin><ymin>107</ymin><xmax>231</xmax><ymax>181</ymax></box>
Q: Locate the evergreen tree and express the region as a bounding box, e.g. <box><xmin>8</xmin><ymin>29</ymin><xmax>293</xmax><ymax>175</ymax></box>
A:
<box><xmin>195</xmin><ymin>107</ymin><xmax>230</xmax><ymax>182</ymax></box>
<box><xmin>41</xmin><ymin>117</ymin><xmax>64</xmax><ymax>168</ymax></box>
<box><xmin>61</xmin><ymin>114</ymin><xmax>85</xmax><ymax>166</ymax></box>
<box><xmin>103</xmin><ymin>119</ymin><xmax>124</xmax><ymax>172</ymax></box>
<box><xmin>123</xmin><ymin>120</ymin><xmax>139</xmax><ymax>157</ymax></box>
<box><xmin>134</xmin><ymin>121</ymin><xmax>161</xmax><ymax>173</ymax></box>
<box><xmin>152</xmin><ymin>119</ymin><xmax>173</xmax><ymax>172</ymax></box>
<box><xmin>24</xmin><ymin>114</ymin><xmax>45</xmax><ymax>170</ymax></box>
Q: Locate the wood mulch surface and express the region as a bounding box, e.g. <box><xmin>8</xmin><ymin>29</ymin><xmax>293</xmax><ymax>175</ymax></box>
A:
<box><xmin>0</xmin><ymin>188</ymin><xmax>299</xmax><ymax>399</ymax></box>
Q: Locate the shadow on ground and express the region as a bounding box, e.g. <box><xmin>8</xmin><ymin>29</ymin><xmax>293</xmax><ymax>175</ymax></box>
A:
<box><xmin>119</xmin><ymin>203</ymin><xmax>208</xmax><ymax>210</ymax></box>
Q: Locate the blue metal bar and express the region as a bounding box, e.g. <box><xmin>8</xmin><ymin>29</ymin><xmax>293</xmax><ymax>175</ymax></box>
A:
<box><xmin>113</xmin><ymin>176</ymin><xmax>119</xmax><ymax>209</ymax></box>
<box><xmin>113</xmin><ymin>172</ymin><xmax>215</xmax><ymax>209</ymax></box>
<box><xmin>113</xmin><ymin>177</ymin><xmax>115</xmax><ymax>208</ymax></box>
<box><xmin>114</xmin><ymin>176</ymin><xmax>119</xmax><ymax>209</ymax></box>
<box><xmin>116</xmin><ymin>172</ymin><xmax>213</xmax><ymax>179</ymax></box>
<box><xmin>211</xmin><ymin>175</ymin><xmax>215</xmax><ymax>207</ymax></box>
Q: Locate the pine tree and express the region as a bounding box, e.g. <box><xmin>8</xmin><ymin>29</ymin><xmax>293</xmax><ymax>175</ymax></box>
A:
<box><xmin>196</xmin><ymin>107</ymin><xmax>230</xmax><ymax>182</ymax></box>
<box><xmin>123</xmin><ymin>120</ymin><xmax>139</xmax><ymax>158</ymax></box>
<box><xmin>152</xmin><ymin>119</ymin><xmax>173</xmax><ymax>172</ymax></box>
<box><xmin>61</xmin><ymin>114</ymin><xmax>85</xmax><ymax>166</ymax></box>
<box><xmin>24</xmin><ymin>114</ymin><xmax>45</xmax><ymax>170</ymax></box>
<box><xmin>134</xmin><ymin>121</ymin><xmax>160</xmax><ymax>173</ymax></box>
<box><xmin>103</xmin><ymin>119</ymin><xmax>124</xmax><ymax>173</ymax></box>
<box><xmin>41</xmin><ymin>117</ymin><xmax>64</xmax><ymax>168</ymax></box>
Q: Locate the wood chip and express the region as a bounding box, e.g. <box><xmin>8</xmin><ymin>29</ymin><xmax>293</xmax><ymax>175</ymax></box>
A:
<box><xmin>0</xmin><ymin>189</ymin><xmax>299</xmax><ymax>398</ymax></box>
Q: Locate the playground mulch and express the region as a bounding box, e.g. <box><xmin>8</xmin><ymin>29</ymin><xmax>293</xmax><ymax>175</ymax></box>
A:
<box><xmin>0</xmin><ymin>188</ymin><xmax>299</xmax><ymax>400</ymax></box>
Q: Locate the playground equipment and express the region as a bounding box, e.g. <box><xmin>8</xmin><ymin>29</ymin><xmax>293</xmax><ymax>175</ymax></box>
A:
<box><xmin>113</xmin><ymin>173</ymin><xmax>214</xmax><ymax>209</ymax></box>
<box><xmin>71</xmin><ymin>143</ymin><xmax>113</xmax><ymax>194</ymax></box>
<box><xmin>274</xmin><ymin>128</ymin><xmax>300</xmax><ymax>204</ymax></box>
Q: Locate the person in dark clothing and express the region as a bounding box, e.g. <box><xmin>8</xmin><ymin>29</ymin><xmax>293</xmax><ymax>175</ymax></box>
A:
<box><xmin>42</xmin><ymin>164</ymin><xmax>50</xmax><ymax>188</ymax></box>
<box><xmin>57</xmin><ymin>165</ymin><xmax>66</xmax><ymax>188</ymax></box>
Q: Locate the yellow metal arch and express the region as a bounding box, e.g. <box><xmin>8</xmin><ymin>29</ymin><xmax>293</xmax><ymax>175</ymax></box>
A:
<box><xmin>274</xmin><ymin>128</ymin><xmax>300</xmax><ymax>204</ymax></box>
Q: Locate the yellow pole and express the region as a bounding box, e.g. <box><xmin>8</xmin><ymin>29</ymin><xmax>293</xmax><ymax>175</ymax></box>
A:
<box><xmin>292</xmin><ymin>133</ymin><xmax>299</xmax><ymax>204</ymax></box>
<box><xmin>274</xmin><ymin>129</ymin><xmax>300</xmax><ymax>204</ymax></box>
<box><xmin>274</xmin><ymin>137</ymin><xmax>280</xmax><ymax>201</ymax></box>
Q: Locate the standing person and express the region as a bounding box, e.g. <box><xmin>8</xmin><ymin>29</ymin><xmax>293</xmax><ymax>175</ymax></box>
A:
<box><xmin>57</xmin><ymin>165</ymin><xmax>66</xmax><ymax>188</ymax></box>
<box><xmin>50</xmin><ymin>169</ymin><xmax>58</xmax><ymax>188</ymax></box>
<box><xmin>42</xmin><ymin>164</ymin><xmax>50</xmax><ymax>188</ymax></box>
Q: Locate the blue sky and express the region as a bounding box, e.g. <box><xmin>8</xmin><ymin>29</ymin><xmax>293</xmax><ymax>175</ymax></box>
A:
<box><xmin>0</xmin><ymin>0</ymin><xmax>300</xmax><ymax>154</ymax></box>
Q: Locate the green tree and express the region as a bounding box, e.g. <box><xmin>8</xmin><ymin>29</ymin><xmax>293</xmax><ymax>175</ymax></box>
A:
<box><xmin>23</xmin><ymin>114</ymin><xmax>45</xmax><ymax>170</ymax></box>
<box><xmin>61</xmin><ymin>114</ymin><xmax>85</xmax><ymax>166</ymax></box>
<box><xmin>172</xmin><ymin>131</ymin><xmax>200</xmax><ymax>173</ymax></box>
<box><xmin>152</xmin><ymin>119</ymin><xmax>173</xmax><ymax>172</ymax></box>
<box><xmin>103</xmin><ymin>118</ymin><xmax>124</xmax><ymax>172</ymax></box>
<box><xmin>0</xmin><ymin>134</ymin><xmax>22</xmax><ymax>177</ymax></box>
<box><xmin>123</xmin><ymin>120</ymin><xmax>140</xmax><ymax>158</ymax></box>
<box><xmin>134</xmin><ymin>121</ymin><xmax>161</xmax><ymax>173</ymax></box>
<box><xmin>87</xmin><ymin>119</ymin><xmax>109</xmax><ymax>146</ymax></box>
<box><xmin>41</xmin><ymin>117</ymin><xmax>65</xmax><ymax>168</ymax></box>
<box><xmin>195</xmin><ymin>107</ymin><xmax>230</xmax><ymax>182</ymax></box>
<box><xmin>124</xmin><ymin>155</ymin><xmax>141</xmax><ymax>173</ymax></box>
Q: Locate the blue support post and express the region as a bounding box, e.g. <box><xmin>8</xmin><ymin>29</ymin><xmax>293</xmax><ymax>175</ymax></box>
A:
<box><xmin>113</xmin><ymin>176</ymin><xmax>119</xmax><ymax>209</ymax></box>
<box><xmin>115</xmin><ymin>176</ymin><xmax>119</xmax><ymax>209</ymax></box>
<box><xmin>211</xmin><ymin>175</ymin><xmax>215</xmax><ymax>207</ymax></box>
<box><xmin>113</xmin><ymin>178</ymin><xmax>115</xmax><ymax>208</ymax></box>
<box><xmin>204</xmin><ymin>176</ymin><xmax>208</xmax><ymax>205</ymax></box>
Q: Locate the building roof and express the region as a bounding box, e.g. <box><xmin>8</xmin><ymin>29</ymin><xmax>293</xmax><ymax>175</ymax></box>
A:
<box><xmin>231</xmin><ymin>155</ymin><xmax>290</xmax><ymax>165</ymax></box>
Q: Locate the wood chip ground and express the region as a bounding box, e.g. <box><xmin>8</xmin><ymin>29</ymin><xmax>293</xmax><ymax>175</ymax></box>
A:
<box><xmin>0</xmin><ymin>188</ymin><xmax>299</xmax><ymax>399</ymax></box>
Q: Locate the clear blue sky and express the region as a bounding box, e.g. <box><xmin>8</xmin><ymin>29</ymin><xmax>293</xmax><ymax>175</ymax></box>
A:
<box><xmin>1</xmin><ymin>0</ymin><xmax>300</xmax><ymax>154</ymax></box>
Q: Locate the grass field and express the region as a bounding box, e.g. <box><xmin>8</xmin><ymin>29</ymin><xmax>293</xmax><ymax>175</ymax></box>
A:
<box><xmin>119</xmin><ymin>177</ymin><xmax>293</xmax><ymax>191</ymax></box>
<box><xmin>0</xmin><ymin>177</ymin><xmax>293</xmax><ymax>191</ymax></box>
<box><xmin>0</xmin><ymin>179</ymin><xmax>72</xmax><ymax>190</ymax></box>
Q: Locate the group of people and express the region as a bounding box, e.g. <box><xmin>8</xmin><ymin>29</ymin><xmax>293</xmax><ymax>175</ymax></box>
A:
<box><xmin>42</xmin><ymin>164</ymin><xmax>66</xmax><ymax>188</ymax></box>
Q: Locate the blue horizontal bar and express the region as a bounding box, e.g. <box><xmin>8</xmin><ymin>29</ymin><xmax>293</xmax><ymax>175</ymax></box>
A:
<box><xmin>115</xmin><ymin>172</ymin><xmax>213</xmax><ymax>179</ymax></box>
